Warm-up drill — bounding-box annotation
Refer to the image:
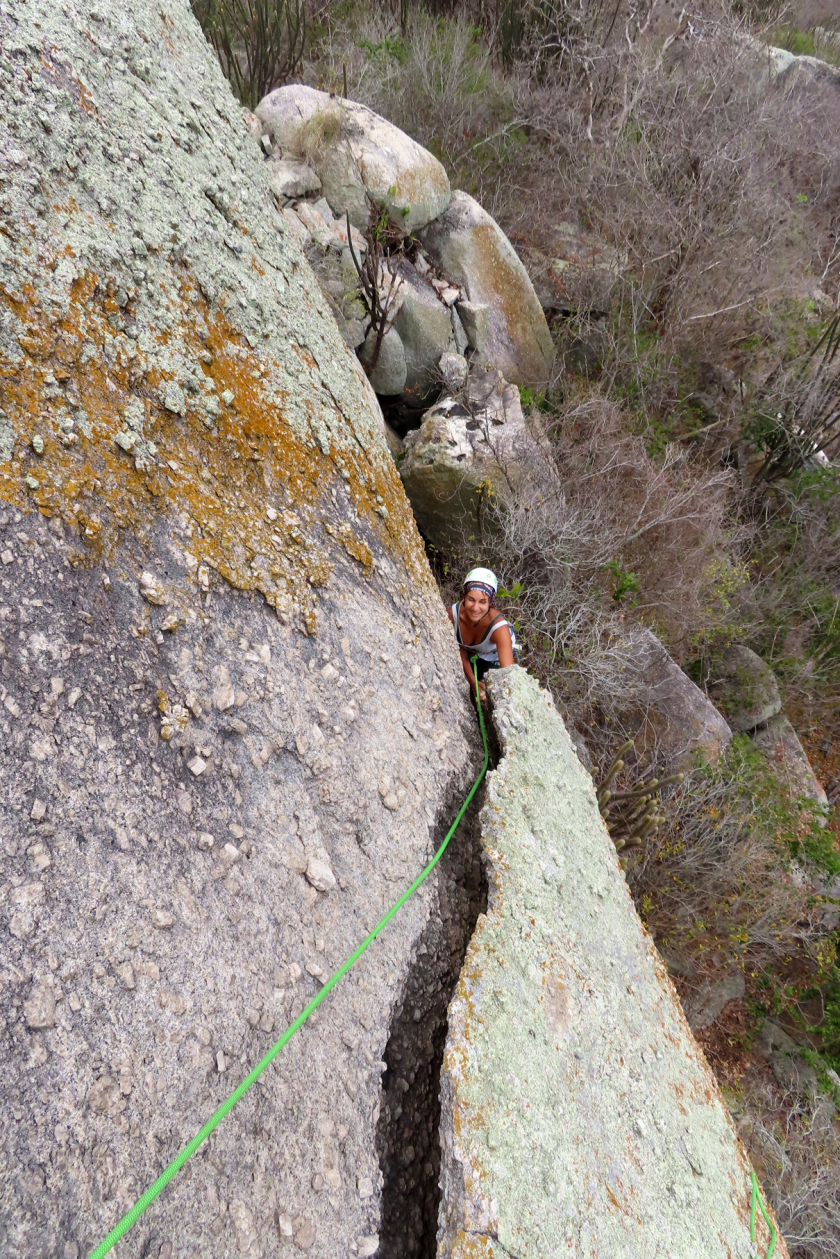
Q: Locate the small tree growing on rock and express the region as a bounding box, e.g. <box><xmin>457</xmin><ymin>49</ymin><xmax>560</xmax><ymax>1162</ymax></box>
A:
<box><xmin>347</xmin><ymin>201</ymin><xmax>407</xmax><ymax>373</ymax></box>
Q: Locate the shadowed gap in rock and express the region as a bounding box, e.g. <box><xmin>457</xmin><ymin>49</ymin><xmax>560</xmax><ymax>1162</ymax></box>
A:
<box><xmin>376</xmin><ymin>767</ymin><xmax>490</xmax><ymax>1258</ymax></box>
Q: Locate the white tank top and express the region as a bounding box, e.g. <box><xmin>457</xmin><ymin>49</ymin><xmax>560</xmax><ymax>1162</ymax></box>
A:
<box><xmin>451</xmin><ymin>602</ymin><xmax>516</xmax><ymax>663</ymax></box>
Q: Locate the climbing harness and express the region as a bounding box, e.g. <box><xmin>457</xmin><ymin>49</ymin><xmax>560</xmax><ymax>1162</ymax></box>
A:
<box><xmin>750</xmin><ymin>1168</ymin><xmax>778</xmax><ymax>1259</ymax></box>
<box><xmin>88</xmin><ymin>661</ymin><xmax>490</xmax><ymax>1258</ymax></box>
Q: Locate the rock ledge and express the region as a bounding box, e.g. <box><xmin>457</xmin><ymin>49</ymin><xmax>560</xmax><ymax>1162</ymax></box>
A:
<box><xmin>437</xmin><ymin>665</ymin><xmax>786</xmax><ymax>1259</ymax></box>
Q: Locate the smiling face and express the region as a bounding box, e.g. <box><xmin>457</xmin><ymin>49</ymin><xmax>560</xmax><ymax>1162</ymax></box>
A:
<box><xmin>463</xmin><ymin>588</ymin><xmax>491</xmax><ymax>622</ymax></box>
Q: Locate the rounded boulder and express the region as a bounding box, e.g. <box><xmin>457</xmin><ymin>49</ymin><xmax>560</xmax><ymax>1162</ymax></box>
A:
<box><xmin>709</xmin><ymin>644</ymin><xmax>782</xmax><ymax>732</ymax></box>
<box><xmin>255</xmin><ymin>84</ymin><xmax>451</xmax><ymax>232</ymax></box>
<box><xmin>417</xmin><ymin>190</ymin><xmax>555</xmax><ymax>387</ymax></box>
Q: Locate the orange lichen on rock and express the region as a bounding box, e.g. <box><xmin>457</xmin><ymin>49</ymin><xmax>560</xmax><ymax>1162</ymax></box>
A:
<box><xmin>0</xmin><ymin>264</ymin><xmax>421</xmax><ymax>632</ymax></box>
<box><xmin>451</xmin><ymin>1232</ymin><xmax>501</xmax><ymax>1259</ymax></box>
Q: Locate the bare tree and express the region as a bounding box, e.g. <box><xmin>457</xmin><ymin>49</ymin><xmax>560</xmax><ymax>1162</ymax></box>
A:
<box><xmin>191</xmin><ymin>0</ymin><xmax>305</xmax><ymax>107</ymax></box>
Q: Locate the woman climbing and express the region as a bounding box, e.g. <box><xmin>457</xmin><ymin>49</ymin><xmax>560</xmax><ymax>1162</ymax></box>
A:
<box><xmin>448</xmin><ymin>567</ymin><xmax>516</xmax><ymax>703</ymax></box>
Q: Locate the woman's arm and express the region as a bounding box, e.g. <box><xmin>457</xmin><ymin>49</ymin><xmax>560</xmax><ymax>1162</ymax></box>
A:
<box><xmin>491</xmin><ymin>622</ymin><xmax>515</xmax><ymax>668</ymax></box>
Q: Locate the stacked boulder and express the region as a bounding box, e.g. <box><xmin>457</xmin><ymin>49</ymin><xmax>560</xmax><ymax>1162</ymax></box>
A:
<box><xmin>251</xmin><ymin>85</ymin><xmax>555</xmax><ymax>497</ymax></box>
<box><xmin>255</xmin><ymin>83</ymin><xmax>451</xmax><ymax>233</ymax></box>
<box><xmin>398</xmin><ymin>367</ymin><xmax>540</xmax><ymax>550</ymax></box>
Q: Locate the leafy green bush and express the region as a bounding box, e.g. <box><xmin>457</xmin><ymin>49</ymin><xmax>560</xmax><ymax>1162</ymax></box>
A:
<box><xmin>770</xmin><ymin>22</ymin><xmax>840</xmax><ymax>66</ymax></box>
<box><xmin>772</xmin><ymin>24</ymin><xmax>818</xmax><ymax>57</ymax></box>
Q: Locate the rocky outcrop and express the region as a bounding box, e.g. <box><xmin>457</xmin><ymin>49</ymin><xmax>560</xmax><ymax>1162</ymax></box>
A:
<box><xmin>751</xmin><ymin>714</ymin><xmax>829</xmax><ymax>809</ymax></box>
<box><xmin>709</xmin><ymin>644</ymin><xmax>782</xmax><ymax>733</ymax></box>
<box><xmin>437</xmin><ymin>666</ymin><xmax>786</xmax><ymax>1259</ymax></box>
<box><xmin>399</xmin><ymin>368</ymin><xmax>537</xmax><ymax>548</ymax></box>
<box><xmin>600</xmin><ymin>630</ymin><xmax>732</xmax><ymax>771</ymax></box>
<box><xmin>0</xmin><ymin>3</ymin><xmax>477</xmax><ymax>1257</ymax></box>
<box><xmin>705</xmin><ymin>645</ymin><xmax>827</xmax><ymax>809</ymax></box>
<box><xmin>683</xmin><ymin>971</ymin><xmax>746</xmax><ymax>1031</ymax></box>
<box><xmin>255</xmin><ymin>84</ymin><xmax>451</xmax><ymax>232</ymax></box>
<box><xmin>741</xmin><ymin>36</ymin><xmax>840</xmax><ymax>92</ymax></box>
<box><xmin>754</xmin><ymin>1021</ymin><xmax>840</xmax><ymax>1110</ymax></box>
<box><xmin>418</xmin><ymin>191</ymin><xmax>555</xmax><ymax>387</ymax></box>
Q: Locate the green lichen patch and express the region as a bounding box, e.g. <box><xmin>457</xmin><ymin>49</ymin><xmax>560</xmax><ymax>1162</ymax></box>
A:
<box><xmin>438</xmin><ymin>666</ymin><xmax>785</xmax><ymax>1259</ymax></box>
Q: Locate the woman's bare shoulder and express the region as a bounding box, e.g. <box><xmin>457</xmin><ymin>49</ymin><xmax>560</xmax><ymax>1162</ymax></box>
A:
<box><xmin>446</xmin><ymin>603</ymin><xmax>455</xmax><ymax>624</ymax></box>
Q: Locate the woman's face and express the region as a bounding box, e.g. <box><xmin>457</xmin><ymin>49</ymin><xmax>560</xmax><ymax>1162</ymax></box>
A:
<box><xmin>464</xmin><ymin>589</ymin><xmax>491</xmax><ymax>621</ymax></box>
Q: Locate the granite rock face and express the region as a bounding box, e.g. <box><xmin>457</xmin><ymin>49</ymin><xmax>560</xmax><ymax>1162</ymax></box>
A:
<box><xmin>437</xmin><ymin>666</ymin><xmax>786</xmax><ymax>1259</ymax></box>
<box><xmin>418</xmin><ymin>191</ymin><xmax>555</xmax><ymax>387</ymax></box>
<box><xmin>751</xmin><ymin>714</ymin><xmax>829</xmax><ymax>809</ymax></box>
<box><xmin>359</xmin><ymin>326</ymin><xmax>408</xmax><ymax>397</ymax></box>
<box><xmin>391</xmin><ymin>265</ymin><xmax>456</xmax><ymax>406</ymax></box>
<box><xmin>0</xmin><ymin>4</ymin><xmax>477</xmax><ymax>1257</ymax></box>
<box><xmin>267</xmin><ymin>157</ymin><xmax>322</xmax><ymax>199</ymax></box>
<box><xmin>255</xmin><ymin>84</ymin><xmax>451</xmax><ymax>232</ymax></box>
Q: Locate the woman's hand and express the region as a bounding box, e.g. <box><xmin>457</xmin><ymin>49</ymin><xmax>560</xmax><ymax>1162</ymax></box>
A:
<box><xmin>478</xmin><ymin>682</ymin><xmax>487</xmax><ymax>703</ymax></box>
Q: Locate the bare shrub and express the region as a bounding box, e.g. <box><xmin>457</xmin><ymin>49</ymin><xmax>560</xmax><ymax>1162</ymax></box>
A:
<box><xmin>737</xmin><ymin>1079</ymin><xmax>840</xmax><ymax>1259</ymax></box>
<box><xmin>469</xmin><ymin>387</ymin><xmax>744</xmax><ymax>686</ymax></box>
<box><xmin>514</xmin><ymin>19</ymin><xmax>840</xmax><ymax>404</ymax></box>
<box><xmin>308</xmin><ymin>2</ymin><xmax>840</xmax><ymax>421</ymax></box>
<box><xmin>346</xmin><ymin>203</ymin><xmax>407</xmax><ymax>372</ymax></box>
<box><xmin>305</xmin><ymin>10</ymin><xmax>528</xmax><ymax>211</ymax></box>
<box><xmin>630</xmin><ymin>736</ymin><xmax>834</xmax><ymax>975</ymax></box>
<box><xmin>191</xmin><ymin>0</ymin><xmax>305</xmax><ymax>107</ymax></box>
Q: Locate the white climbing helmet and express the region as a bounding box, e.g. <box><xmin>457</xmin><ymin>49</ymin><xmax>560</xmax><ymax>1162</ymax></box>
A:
<box><xmin>463</xmin><ymin>567</ymin><xmax>498</xmax><ymax>596</ymax></box>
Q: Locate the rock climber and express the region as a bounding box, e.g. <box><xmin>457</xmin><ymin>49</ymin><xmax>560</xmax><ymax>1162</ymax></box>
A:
<box><xmin>448</xmin><ymin>567</ymin><xmax>516</xmax><ymax>703</ymax></box>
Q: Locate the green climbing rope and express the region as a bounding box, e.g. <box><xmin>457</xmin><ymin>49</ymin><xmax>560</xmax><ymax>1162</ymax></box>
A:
<box><xmin>88</xmin><ymin>663</ymin><xmax>489</xmax><ymax>1259</ymax></box>
<box><xmin>750</xmin><ymin>1168</ymin><xmax>778</xmax><ymax>1259</ymax></box>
